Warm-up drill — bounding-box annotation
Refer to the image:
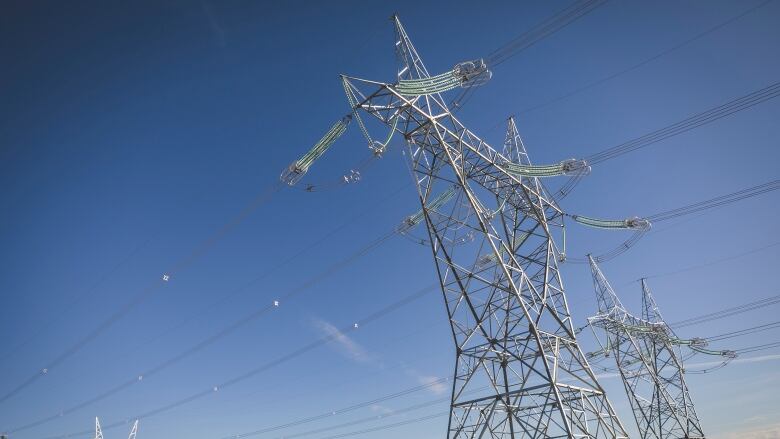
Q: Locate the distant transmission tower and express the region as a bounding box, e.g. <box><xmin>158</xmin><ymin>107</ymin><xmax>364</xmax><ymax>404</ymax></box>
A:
<box><xmin>127</xmin><ymin>420</ymin><xmax>139</xmax><ymax>439</ymax></box>
<box><xmin>339</xmin><ymin>17</ymin><xmax>628</xmax><ymax>438</ymax></box>
<box><xmin>587</xmin><ymin>256</ymin><xmax>725</xmax><ymax>438</ymax></box>
<box><xmin>94</xmin><ymin>418</ymin><xmax>139</xmax><ymax>439</ymax></box>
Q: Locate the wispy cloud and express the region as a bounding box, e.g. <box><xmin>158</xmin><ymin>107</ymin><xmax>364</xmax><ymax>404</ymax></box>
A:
<box><xmin>399</xmin><ymin>363</ymin><xmax>448</xmax><ymax>395</ymax></box>
<box><xmin>691</xmin><ymin>353</ymin><xmax>780</xmax><ymax>368</ymax></box>
<box><xmin>592</xmin><ymin>354</ymin><xmax>780</xmax><ymax>379</ymax></box>
<box><xmin>417</xmin><ymin>374</ymin><xmax>448</xmax><ymax>395</ymax></box>
<box><xmin>370</xmin><ymin>404</ymin><xmax>395</xmax><ymax>415</ymax></box>
<box><xmin>313</xmin><ymin>319</ymin><xmax>372</xmax><ymax>363</ymax></box>
<box><xmin>717</xmin><ymin>423</ymin><xmax>780</xmax><ymax>439</ymax></box>
<box><xmin>200</xmin><ymin>0</ymin><xmax>226</xmax><ymax>47</ymax></box>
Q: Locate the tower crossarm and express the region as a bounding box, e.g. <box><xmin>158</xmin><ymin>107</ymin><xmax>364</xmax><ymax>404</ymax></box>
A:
<box><xmin>343</xmin><ymin>76</ymin><xmax>565</xmax><ymax>224</ymax></box>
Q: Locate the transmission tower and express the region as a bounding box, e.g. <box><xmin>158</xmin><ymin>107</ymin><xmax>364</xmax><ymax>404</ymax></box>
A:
<box><xmin>127</xmin><ymin>420</ymin><xmax>139</xmax><ymax>439</ymax></box>
<box><xmin>587</xmin><ymin>256</ymin><xmax>709</xmax><ymax>438</ymax></box>
<box><xmin>339</xmin><ymin>16</ymin><xmax>628</xmax><ymax>438</ymax></box>
<box><xmin>94</xmin><ymin>418</ymin><xmax>139</xmax><ymax>439</ymax></box>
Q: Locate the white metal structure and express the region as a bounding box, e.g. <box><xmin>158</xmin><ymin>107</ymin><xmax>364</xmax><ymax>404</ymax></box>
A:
<box><xmin>94</xmin><ymin>417</ymin><xmax>139</xmax><ymax>439</ymax></box>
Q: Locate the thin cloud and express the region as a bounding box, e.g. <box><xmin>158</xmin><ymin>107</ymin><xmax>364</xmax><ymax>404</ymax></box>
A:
<box><xmin>399</xmin><ymin>362</ymin><xmax>448</xmax><ymax>395</ymax></box>
<box><xmin>592</xmin><ymin>353</ymin><xmax>780</xmax><ymax>378</ymax></box>
<box><xmin>200</xmin><ymin>0</ymin><xmax>226</xmax><ymax>47</ymax></box>
<box><xmin>717</xmin><ymin>423</ymin><xmax>780</xmax><ymax>439</ymax></box>
<box><xmin>687</xmin><ymin>353</ymin><xmax>780</xmax><ymax>370</ymax></box>
<box><xmin>370</xmin><ymin>404</ymin><xmax>395</xmax><ymax>415</ymax></box>
<box><xmin>313</xmin><ymin>319</ymin><xmax>372</xmax><ymax>363</ymax></box>
<box><xmin>417</xmin><ymin>375</ymin><xmax>448</xmax><ymax>395</ymax></box>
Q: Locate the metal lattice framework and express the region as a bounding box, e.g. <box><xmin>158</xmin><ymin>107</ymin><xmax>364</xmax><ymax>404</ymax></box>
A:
<box><xmin>341</xmin><ymin>17</ymin><xmax>628</xmax><ymax>438</ymax></box>
<box><xmin>587</xmin><ymin>257</ymin><xmax>707</xmax><ymax>438</ymax></box>
<box><xmin>94</xmin><ymin>417</ymin><xmax>139</xmax><ymax>439</ymax></box>
<box><xmin>127</xmin><ymin>420</ymin><xmax>139</xmax><ymax>439</ymax></box>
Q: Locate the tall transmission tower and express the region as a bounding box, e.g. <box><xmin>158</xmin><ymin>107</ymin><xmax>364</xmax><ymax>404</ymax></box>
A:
<box><xmin>340</xmin><ymin>17</ymin><xmax>628</xmax><ymax>438</ymax></box>
<box><xmin>587</xmin><ymin>256</ymin><xmax>711</xmax><ymax>438</ymax></box>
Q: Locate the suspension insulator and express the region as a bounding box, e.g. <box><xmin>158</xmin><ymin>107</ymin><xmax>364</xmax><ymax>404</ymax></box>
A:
<box><xmin>397</xmin><ymin>185</ymin><xmax>458</xmax><ymax>233</ymax></box>
<box><xmin>454</xmin><ymin>58</ymin><xmax>492</xmax><ymax>88</ymax></box>
<box><xmin>504</xmin><ymin>158</ymin><xmax>590</xmax><ymax>178</ymax></box>
<box><xmin>280</xmin><ymin>115</ymin><xmax>351</xmax><ymax>186</ymax></box>
<box><xmin>561</xmin><ymin>159</ymin><xmax>591</xmax><ymax>176</ymax></box>
<box><xmin>394</xmin><ymin>59</ymin><xmax>492</xmax><ymax>97</ymax></box>
<box><xmin>572</xmin><ymin>215</ymin><xmax>651</xmax><ymax>230</ymax></box>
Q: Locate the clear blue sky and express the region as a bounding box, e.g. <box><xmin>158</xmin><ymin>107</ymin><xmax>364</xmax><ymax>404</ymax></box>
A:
<box><xmin>1</xmin><ymin>1</ymin><xmax>779</xmax><ymax>438</ymax></box>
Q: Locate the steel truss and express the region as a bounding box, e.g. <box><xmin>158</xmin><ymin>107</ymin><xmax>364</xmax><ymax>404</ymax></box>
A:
<box><xmin>341</xmin><ymin>16</ymin><xmax>628</xmax><ymax>438</ymax></box>
<box><xmin>587</xmin><ymin>257</ymin><xmax>706</xmax><ymax>438</ymax></box>
<box><xmin>94</xmin><ymin>417</ymin><xmax>139</xmax><ymax>439</ymax></box>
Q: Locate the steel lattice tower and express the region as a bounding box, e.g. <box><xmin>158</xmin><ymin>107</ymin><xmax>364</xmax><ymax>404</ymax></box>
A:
<box><xmin>342</xmin><ymin>17</ymin><xmax>627</xmax><ymax>438</ymax></box>
<box><xmin>94</xmin><ymin>418</ymin><xmax>139</xmax><ymax>439</ymax></box>
<box><xmin>587</xmin><ymin>257</ymin><xmax>705</xmax><ymax>438</ymax></box>
<box><xmin>127</xmin><ymin>420</ymin><xmax>139</xmax><ymax>439</ymax></box>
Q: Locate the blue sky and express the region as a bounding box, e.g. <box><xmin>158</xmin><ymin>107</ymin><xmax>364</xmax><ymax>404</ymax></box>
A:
<box><xmin>1</xmin><ymin>1</ymin><xmax>779</xmax><ymax>438</ymax></box>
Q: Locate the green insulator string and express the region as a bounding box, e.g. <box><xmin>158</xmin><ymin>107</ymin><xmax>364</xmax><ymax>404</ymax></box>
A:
<box><xmin>394</xmin><ymin>60</ymin><xmax>492</xmax><ymax>96</ymax></box>
<box><xmin>690</xmin><ymin>345</ymin><xmax>734</xmax><ymax>356</ymax></box>
<box><xmin>296</xmin><ymin>118</ymin><xmax>349</xmax><ymax>170</ymax></box>
<box><xmin>396</xmin><ymin>70</ymin><xmax>462</xmax><ymax>96</ymax></box>
<box><xmin>574</xmin><ymin>216</ymin><xmax>632</xmax><ymax>229</ymax></box>
<box><xmin>571</xmin><ymin>215</ymin><xmax>651</xmax><ymax>230</ymax></box>
<box><xmin>504</xmin><ymin>158</ymin><xmax>590</xmax><ymax>178</ymax></box>
<box><xmin>476</xmin><ymin>231</ymin><xmax>530</xmax><ymax>268</ymax></box>
<box><xmin>342</xmin><ymin>76</ymin><xmax>374</xmax><ymax>147</ymax></box>
<box><xmin>622</xmin><ymin>323</ymin><xmax>655</xmax><ymax>334</ymax></box>
<box><xmin>281</xmin><ymin>115</ymin><xmax>352</xmax><ymax>186</ymax></box>
<box><xmin>399</xmin><ymin>186</ymin><xmax>458</xmax><ymax>233</ymax></box>
<box><xmin>505</xmin><ymin>162</ymin><xmax>566</xmax><ymax>177</ymax></box>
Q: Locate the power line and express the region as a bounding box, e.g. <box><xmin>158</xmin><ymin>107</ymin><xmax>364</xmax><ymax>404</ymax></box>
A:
<box><xmin>222</xmin><ymin>378</ymin><xmax>448</xmax><ymax>439</ymax></box>
<box><xmin>642</xmin><ymin>241</ymin><xmax>780</xmax><ymax>280</ymax></box>
<box><xmin>671</xmin><ymin>294</ymin><xmax>780</xmax><ymax>328</ymax></box>
<box><xmin>115</xmin><ymin>183</ymin><xmax>409</xmax><ymax>361</ymax></box>
<box><xmin>647</xmin><ymin>180</ymin><xmax>780</xmax><ymax>222</ymax></box>
<box><xmin>706</xmin><ymin>320</ymin><xmax>780</xmax><ymax>342</ymax></box>
<box><xmin>4</xmin><ymin>179</ymin><xmax>411</xmax><ymax>433</ymax></box>
<box><xmin>13</xmin><ymin>3</ymin><xmax>777</xmax><ymax>433</ymax></box>
<box><xmin>516</xmin><ymin>0</ymin><xmax>774</xmax><ymax>115</ymax></box>
<box><xmin>0</xmin><ymin>182</ymin><xmax>283</xmax><ymax>405</ymax></box>
<box><xmin>567</xmin><ymin>180</ymin><xmax>780</xmax><ymax>263</ymax></box>
<box><xmin>2</xmin><ymin>237</ymin><xmax>152</xmax><ymax>359</ymax></box>
<box><xmin>486</xmin><ymin>0</ymin><xmax>608</xmax><ymax>67</ymax></box>
<box><xmin>5</xmin><ymin>225</ymin><xmax>401</xmax><ymax>434</ymax></box>
<box><xmin>224</xmin><ymin>315</ymin><xmax>779</xmax><ymax>439</ymax></box>
<box><xmin>733</xmin><ymin>341</ymin><xmax>780</xmax><ymax>355</ymax></box>
<box><xmin>191</xmin><ymin>309</ymin><xmax>446</xmax><ymax>422</ymax></box>
<box><xmin>226</xmin><ymin>314</ymin><xmax>780</xmax><ymax>439</ymax></box>
<box><xmin>314</xmin><ymin>412</ymin><xmax>446</xmax><ymax>439</ymax></box>
<box><xmin>239</xmin><ymin>399</ymin><xmax>445</xmax><ymax>439</ymax></box>
<box><xmin>451</xmin><ymin>0</ymin><xmax>609</xmax><ymax>110</ymax></box>
<box><xmin>587</xmin><ymin>82</ymin><xmax>780</xmax><ymax>165</ymax></box>
<box><xmin>1</xmin><ymin>0</ymin><xmax>611</xmax><ymax>405</ymax></box>
<box><xmin>35</xmin><ymin>7</ymin><xmax>628</xmax><ymax>433</ymax></box>
<box><xmin>34</xmin><ymin>284</ymin><xmax>438</xmax><ymax>439</ymax></box>
<box><xmin>578</xmin><ymin>294</ymin><xmax>780</xmax><ymax>340</ymax></box>
<box><xmin>126</xmin><ymin>290</ymin><xmax>767</xmax><ymax>439</ymax></box>
<box><xmin>556</xmin><ymin>81</ymin><xmax>780</xmax><ymax>198</ymax></box>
